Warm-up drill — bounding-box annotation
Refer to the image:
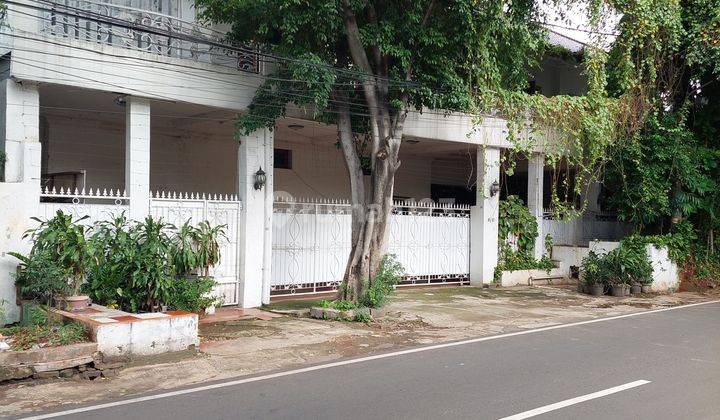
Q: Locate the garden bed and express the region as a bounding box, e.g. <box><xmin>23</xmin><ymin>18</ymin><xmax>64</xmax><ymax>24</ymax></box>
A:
<box><xmin>55</xmin><ymin>305</ymin><xmax>199</xmax><ymax>359</ymax></box>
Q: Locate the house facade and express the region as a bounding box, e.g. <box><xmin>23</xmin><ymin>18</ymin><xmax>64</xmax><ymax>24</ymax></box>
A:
<box><xmin>0</xmin><ymin>0</ymin><xmax>628</xmax><ymax>324</ymax></box>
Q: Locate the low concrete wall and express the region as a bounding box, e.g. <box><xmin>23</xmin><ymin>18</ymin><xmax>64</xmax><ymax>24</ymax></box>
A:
<box><xmin>647</xmin><ymin>244</ymin><xmax>680</xmax><ymax>292</ymax></box>
<box><xmin>589</xmin><ymin>240</ymin><xmax>620</xmax><ymax>255</ymax></box>
<box><xmin>552</xmin><ymin>245</ymin><xmax>591</xmax><ymax>274</ymax></box>
<box><xmin>500</xmin><ymin>266</ymin><xmax>566</xmax><ymax>287</ymax></box>
<box><xmin>582</xmin><ymin>241</ymin><xmax>679</xmax><ymax>292</ymax></box>
<box><xmin>0</xmin><ymin>182</ymin><xmax>40</xmax><ymax>325</ymax></box>
<box><xmin>57</xmin><ymin>306</ymin><xmax>199</xmax><ymax>358</ymax></box>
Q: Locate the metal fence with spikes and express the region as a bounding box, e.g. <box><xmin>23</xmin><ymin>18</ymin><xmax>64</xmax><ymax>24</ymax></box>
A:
<box><xmin>271</xmin><ymin>198</ymin><xmax>471</xmax><ymax>296</ymax></box>
<box><xmin>39</xmin><ymin>186</ymin><xmax>130</xmax><ymax>225</ymax></box>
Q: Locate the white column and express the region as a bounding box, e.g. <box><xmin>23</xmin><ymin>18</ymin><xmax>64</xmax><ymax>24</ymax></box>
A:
<box><xmin>0</xmin><ymin>79</ymin><xmax>41</xmax><ymax>183</ymax></box>
<box><xmin>125</xmin><ymin>96</ymin><xmax>151</xmax><ymax>221</ymax></box>
<box><xmin>237</xmin><ymin>128</ymin><xmax>274</xmax><ymax>307</ymax></box>
<box><xmin>470</xmin><ymin>146</ymin><xmax>501</xmax><ymax>285</ymax></box>
<box><xmin>527</xmin><ymin>153</ymin><xmax>544</xmax><ymax>259</ymax></box>
<box><xmin>0</xmin><ymin>78</ymin><xmax>41</xmax><ymax>325</ymax></box>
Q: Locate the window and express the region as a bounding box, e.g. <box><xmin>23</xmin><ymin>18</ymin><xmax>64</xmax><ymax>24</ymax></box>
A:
<box><xmin>274</xmin><ymin>148</ymin><xmax>292</xmax><ymax>169</ymax></box>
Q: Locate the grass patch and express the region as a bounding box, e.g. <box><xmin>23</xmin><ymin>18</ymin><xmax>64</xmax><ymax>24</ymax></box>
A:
<box><xmin>1</xmin><ymin>322</ymin><xmax>89</xmax><ymax>351</ymax></box>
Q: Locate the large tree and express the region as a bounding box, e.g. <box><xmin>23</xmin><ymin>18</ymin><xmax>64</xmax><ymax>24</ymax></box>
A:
<box><xmin>196</xmin><ymin>0</ymin><xmax>546</xmax><ymax>300</ymax></box>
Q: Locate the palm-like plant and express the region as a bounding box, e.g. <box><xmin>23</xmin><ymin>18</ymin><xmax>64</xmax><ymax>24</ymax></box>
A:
<box><xmin>194</xmin><ymin>221</ymin><xmax>227</xmax><ymax>277</ymax></box>
<box><xmin>23</xmin><ymin>211</ymin><xmax>91</xmax><ymax>296</ymax></box>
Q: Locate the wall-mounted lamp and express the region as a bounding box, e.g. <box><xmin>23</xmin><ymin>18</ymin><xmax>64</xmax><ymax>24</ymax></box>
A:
<box><xmin>254</xmin><ymin>167</ymin><xmax>267</xmax><ymax>191</ymax></box>
<box><xmin>489</xmin><ymin>180</ymin><xmax>500</xmax><ymax>197</ymax></box>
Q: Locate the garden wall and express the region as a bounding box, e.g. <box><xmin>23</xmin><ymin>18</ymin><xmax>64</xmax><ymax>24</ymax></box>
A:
<box><xmin>588</xmin><ymin>240</ymin><xmax>679</xmax><ymax>292</ymax></box>
<box><xmin>0</xmin><ymin>182</ymin><xmax>39</xmax><ymax>325</ymax></box>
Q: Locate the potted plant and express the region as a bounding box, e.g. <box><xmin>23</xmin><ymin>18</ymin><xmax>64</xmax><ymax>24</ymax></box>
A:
<box><xmin>580</xmin><ymin>251</ymin><xmax>605</xmax><ymax>296</ymax></box>
<box><xmin>18</xmin><ymin>211</ymin><xmax>92</xmax><ymax>311</ymax></box>
<box><xmin>630</xmin><ymin>282</ymin><xmax>642</xmax><ymax>294</ymax></box>
<box><xmin>610</xmin><ymin>280</ymin><xmax>629</xmax><ymax>297</ymax></box>
<box><xmin>641</xmin><ymin>279</ymin><xmax>653</xmax><ymax>293</ymax></box>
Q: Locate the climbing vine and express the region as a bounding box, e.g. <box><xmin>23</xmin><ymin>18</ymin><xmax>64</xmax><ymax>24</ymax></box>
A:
<box><xmin>495</xmin><ymin>195</ymin><xmax>554</xmax><ymax>281</ymax></box>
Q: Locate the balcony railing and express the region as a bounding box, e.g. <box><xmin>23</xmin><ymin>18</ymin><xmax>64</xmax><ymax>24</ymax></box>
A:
<box><xmin>38</xmin><ymin>0</ymin><xmax>259</xmax><ymax>72</ymax></box>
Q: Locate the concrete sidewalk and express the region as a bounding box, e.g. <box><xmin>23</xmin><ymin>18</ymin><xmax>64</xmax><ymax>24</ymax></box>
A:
<box><xmin>1</xmin><ymin>286</ymin><xmax>716</xmax><ymax>417</ymax></box>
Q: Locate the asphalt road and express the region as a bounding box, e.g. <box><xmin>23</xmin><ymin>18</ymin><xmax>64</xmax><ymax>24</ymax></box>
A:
<box><xmin>15</xmin><ymin>301</ymin><xmax>720</xmax><ymax>420</ymax></box>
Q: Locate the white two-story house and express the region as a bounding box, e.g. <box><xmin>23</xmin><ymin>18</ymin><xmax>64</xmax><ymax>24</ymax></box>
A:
<box><xmin>0</xmin><ymin>0</ymin><xmax>628</xmax><ymax>324</ymax></box>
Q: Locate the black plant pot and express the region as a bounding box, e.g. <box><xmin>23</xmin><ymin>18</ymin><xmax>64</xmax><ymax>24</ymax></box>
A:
<box><xmin>630</xmin><ymin>284</ymin><xmax>642</xmax><ymax>294</ymax></box>
<box><xmin>611</xmin><ymin>284</ymin><xmax>628</xmax><ymax>297</ymax></box>
<box><xmin>589</xmin><ymin>284</ymin><xmax>604</xmax><ymax>296</ymax></box>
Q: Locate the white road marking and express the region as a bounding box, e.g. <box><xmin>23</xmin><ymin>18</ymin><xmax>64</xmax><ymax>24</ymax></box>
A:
<box><xmin>20</xmin><ymin>300</ymin><xmax>718</xmax><ymax>419</ymax></box>
<box><xmin>498</xmin><ymin>380</ymin><xmax>651</xmax><ymax>420</ymax></box>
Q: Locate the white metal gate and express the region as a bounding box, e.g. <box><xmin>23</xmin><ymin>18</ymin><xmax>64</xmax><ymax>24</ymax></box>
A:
<box><xmin>150</xmin><ymin>192</ymin><xmax>242</xmax><ymax>305</ymax></box>
<box><xmin>271</xmin><ymin>198</ymin><xmax>471</xmax><ymax>296</ymax></box>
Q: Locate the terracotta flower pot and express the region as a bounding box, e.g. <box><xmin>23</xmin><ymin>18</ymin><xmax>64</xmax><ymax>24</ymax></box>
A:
<box><xmin>641</xmin><ymin>284</ymin><xmax>652</xmax><ymax>293</ymax></box>
<box><xmin>66</xmin><ymin>295</ymin><xmax>90</xmax><ymax>311</ymax></box>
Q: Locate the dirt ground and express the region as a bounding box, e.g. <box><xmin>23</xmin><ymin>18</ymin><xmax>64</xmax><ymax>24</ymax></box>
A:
<box><xmin>1</xmin><ymin>285</ymin><xmax>717</xmax><ymax>416</ymax></box>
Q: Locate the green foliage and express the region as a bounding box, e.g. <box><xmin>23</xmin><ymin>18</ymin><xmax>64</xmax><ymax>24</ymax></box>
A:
<box><xmin>172</xmin><ymin>221</ymin><xmax>200</xmax><ymax>277</ymax></box>
<box><xmin>494</xmin><ymin>196</ymin><xmax>554</xmax><ymax>281</ymax></box>
<box><xmin>0</xmin><ymin>306</ymin><xmax>88</xmax><ymax>351</ymax></box>
<box><xmin>13</xmin><ymin>212</ymin><xmax>226</xmax><ymax>313</ymax></box>
<box><xmin>194</xmin><ymin>221</ymin><xmax>227</xmax><ymax>277</ymax></box>
<box><xmin>581</xmin><ymin>241</ymin><xmax>653</xmax><ymax>287</ymax></box>
<box><xmin>498</xmin><ymin>195</ymin><xmax>538</xmax><ymax>256</ymax></box>
<box><xmin>166</xmin><ymin>277</ymin><xmax>221</xmax><ymax>313</ymax></box>
<box><xmin>196</xmin><ymin>0</ymin><xmax>545</xmax><ymax>135</ymax></box>
<box><xmin>86</xmin><ymin>214</ymin><xmax>143</xmax><ymax>311</ymax></box>
<box><xmin>129</xmin><ymin>216</ymin><xmax>175</xmax><ymax>311</ymax></box>
<box><xmin>605</xmin><ymin>114</ymin><xmax>717</xmax><ymax>229</ymax></box>
<box><xmin>10</xmin><ymin>250</ymin><xmax>71</xmax><ymax>305</ymax></box>
<box><xmin>171</xmin><ymin>220</ymin><xmax>227</xmax><ymax>278</ymax></box>
<box><xmin>353</xmin><ymin>311</ymin><xmax>372</xmax><ymax>323</ymax></box>
<box><xmin>20</xmin><ymin>211</ymin><xmax>91</xmax><ymax>296</ymax></box>
<box><xmin>359</xmin><ymin>254</ymin><xmax>403</xmax><ymax>309</ymax></box>
<box><xmin>319</xmin><ymin>299</ymin><xmax>357</xmax><ymax>310</ymax></box>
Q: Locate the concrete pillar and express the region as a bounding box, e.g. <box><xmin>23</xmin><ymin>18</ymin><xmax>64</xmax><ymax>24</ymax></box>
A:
<box><xmin>0</xmin><ymin>78</ymin><xmax>41</xmax><ymax>325</ymax></box>
<box><xmin>0</xmin><ymin>79</ymin><xmax>41</xmax><ymax>183</ymax></box>
<box><xmin>125</xmin><ymin>96</ymin><xmax>151</xmax><ymax>221</ymax></box>
<box><xmin>527</xmin><ymin>153</ymin><xmax>544</xmax><ymax>259</ymax></box>
<box><xmin>470</xmin><ymin>146</ymin><xmax>501</xmax><ymax>285</ymax></box>
<box><xmin>237</xmin><ymin>128</ymin><xmax>274</xmax><ymax>307</ymax></box>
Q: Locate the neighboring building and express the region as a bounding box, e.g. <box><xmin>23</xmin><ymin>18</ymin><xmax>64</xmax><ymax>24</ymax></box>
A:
<box><xmin>0</xmin><ymin>0</ymin><xmax>627</xmax><ymax>324</ymax></box>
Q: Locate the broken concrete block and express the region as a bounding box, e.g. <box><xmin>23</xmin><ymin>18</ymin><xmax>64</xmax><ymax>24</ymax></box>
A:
<box><xmin>33</xmin><ymin>371</ymin><xmax>59</xmax><ymax>380</ymax></box>
<box><xmin>81</xmin><ymin>369</ymin><xmax>102</xmax><ymax>380</ymax></box>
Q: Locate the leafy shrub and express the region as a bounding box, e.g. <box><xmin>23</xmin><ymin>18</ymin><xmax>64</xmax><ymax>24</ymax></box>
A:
<box><xmin>332</xmin><ymin>300</ymin><xmax>357</xmax><ymax>311</ymax></box>
<box><xmin>21</xmin><ymin>211</ymin><xmax>91</xmax><ymax>296</ymax></box>
<box><xmin>10</xmin><ymin>250</ymin><xmax>71</xmax><ymax>304</ymax></box>
<box><xmin>15</xmin><ymin>212</ymin><xmax>227</xmax><ymax>314</ymax></box>
<box><xmin>581</xmin><ymin>241</ymin><xmax>653</xmax><ymax>287</ymax></box>
<box><xmin>86</xmin><ymin>214</ymin><xmax>143</xmax><ymax>311</ymax></box>
<box><xmin>353</xmin><ymin>311</ymin><xmax>372</xmax><ymax>323</ymax></box>
<box><xmin>359</xmin><ymin>254</ymin><xmax>403</xmax><ymax>308</ymax></box>
<box><xmin>129</xmin><ymin>216</ymin><xmax>175</xmax><ymax>311</ymax></box>
<box><xmin>166</xmin><ymin>277</ymin><xmax>221</xmax><ymax>313</ymax></box>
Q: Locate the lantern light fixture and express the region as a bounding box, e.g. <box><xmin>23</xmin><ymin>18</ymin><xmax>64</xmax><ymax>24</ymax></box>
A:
<box><xmin>254</xmin><ymin>167</ymin><xmax>267</xmax><ymax>190</ymax></box>
<box><xmin>489</xmin><ymin>180</ymin><xmax>500</xmax><ymax>197</ymax></box>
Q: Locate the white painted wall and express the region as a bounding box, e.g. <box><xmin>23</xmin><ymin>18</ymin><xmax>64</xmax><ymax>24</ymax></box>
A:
<box><xmin>42</xmin><ymin>109</ymin><xmax>470</xmax><ymax>201</ymax></box>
